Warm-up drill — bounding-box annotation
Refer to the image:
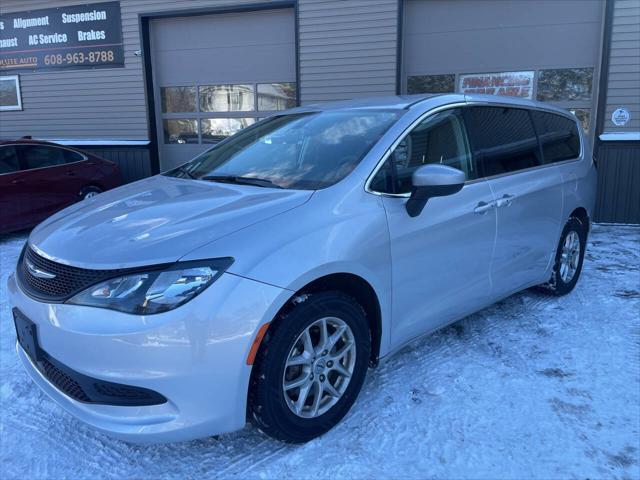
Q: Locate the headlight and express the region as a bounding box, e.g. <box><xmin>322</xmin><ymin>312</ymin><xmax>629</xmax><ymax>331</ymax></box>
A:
<box><xmin>67</xmin><ymin>259</ymin><xmax>233</xmax><ymax>314</ymax></box>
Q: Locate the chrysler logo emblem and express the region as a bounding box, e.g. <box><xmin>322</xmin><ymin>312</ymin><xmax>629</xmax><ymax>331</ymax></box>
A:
<box><xmin>25</xmin><ymin>259</ymin><xmax>56</xmax><ymax>279</ymax></box>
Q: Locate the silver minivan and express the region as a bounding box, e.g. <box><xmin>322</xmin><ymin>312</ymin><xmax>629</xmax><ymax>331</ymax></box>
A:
<box><xmin>9</xmin><ymin>94</ymin><xmax>596</xmax><ymax>443</ymax></box>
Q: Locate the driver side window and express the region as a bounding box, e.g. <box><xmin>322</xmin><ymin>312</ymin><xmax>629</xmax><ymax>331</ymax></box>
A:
<box><xmin>369</xmin><ymin>108</ymin><xmax>476</xmax><ymax>194</ymax></box>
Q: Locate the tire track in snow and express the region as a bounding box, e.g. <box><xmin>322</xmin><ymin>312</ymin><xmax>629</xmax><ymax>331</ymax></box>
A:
<box><xmin>1</xmin><ymin>226</ymin><xmax>639</xmax><ymax>479</ymax></box>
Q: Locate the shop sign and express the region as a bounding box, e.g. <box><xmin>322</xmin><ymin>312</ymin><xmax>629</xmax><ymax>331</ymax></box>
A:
<box><xmin>459</xmin><ymin>71</ymin><xmax>534</xmax><ymax>99</ymax></box>
<box><xmin>0</xmin><ymin>2</ymin><xmax>124</xmax><ymax>72</ymax></box>
<box><xmin>611</xmin><ymin>108</ymin><xmax>630</xmax><ymax>126</ymax></box>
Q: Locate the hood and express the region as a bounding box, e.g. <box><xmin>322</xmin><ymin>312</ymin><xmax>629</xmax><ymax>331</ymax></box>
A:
<box><xmin>30</xmin><ymin>175</ymin><xmax>313</xmax><ymax>269</ymax></box>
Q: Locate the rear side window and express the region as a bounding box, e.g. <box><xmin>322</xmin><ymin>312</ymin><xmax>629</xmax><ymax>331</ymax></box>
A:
<box><xmin>0</xmin><ymin>146</ymin><xmax>19</xmax><ymax>174</ymax></box>
<box><xmin>465</xmin><ymin>107</ymin><xmax>541</xmax><ymax>177</ymax></box>
<box><xmin>18</xmin><ymin>145</ymin><xmax>65</xmax><ymax>170</ymax></box>
<box><xmin>531</xmin><ymin>111</ymin><xmax>581</xmax><ymax>163</ymax></box>
<box><xmin>63</xmin><ymin>149</ymin><xmax>85</xmax><ymax>163</ymax></box>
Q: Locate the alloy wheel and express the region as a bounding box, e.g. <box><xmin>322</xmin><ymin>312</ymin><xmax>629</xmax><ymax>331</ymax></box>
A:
<box><xmin>560</xmin><ymin>230</ymin><xmax>581</xmax><ymax>283</ymax></box>
<box><xmin>282</xmin><ymin>316</ymin><xmax>356</xmax><ymax>419</ymax></box>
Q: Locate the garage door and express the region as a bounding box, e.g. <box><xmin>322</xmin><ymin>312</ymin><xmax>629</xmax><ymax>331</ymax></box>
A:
<box><xmin>402</xmin><ymin>0</ymin><xmax>603</xmax><ymax>139</ymax></box>
<box><xmin>150</xmin><ymin>8</ymin><xmax>296</xmax><ymax>171</ymax></box>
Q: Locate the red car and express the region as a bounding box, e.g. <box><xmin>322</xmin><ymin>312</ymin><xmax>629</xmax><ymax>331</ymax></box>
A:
<box><xmin>0</xmin><ymin>139</ymin><xmax>122</xmax><ymax>234</ymax></box>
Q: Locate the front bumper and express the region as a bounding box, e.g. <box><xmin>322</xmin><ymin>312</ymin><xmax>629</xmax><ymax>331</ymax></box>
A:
<box><xmin>7</xmin><ymin>271</ymin><xmax>287</xmax><ymax>443</ymax></box>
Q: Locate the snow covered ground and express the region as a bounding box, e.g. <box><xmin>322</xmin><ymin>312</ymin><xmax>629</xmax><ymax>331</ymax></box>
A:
<box><xmin>1</xmin><ymin>225</ymin><xmax>638</xmax><ymax>479</ymax></box>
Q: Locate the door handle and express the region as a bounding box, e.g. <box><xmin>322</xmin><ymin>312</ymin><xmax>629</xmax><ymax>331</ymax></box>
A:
<box><xmin>495</xmin><ymin>194</ymin><xmax>515</xmax><ymax>208</ymax></box>
<box><xmin>10</xmin><ymin>178</ymin><xmax>23</xmax><ymax>185</ymax></box>
<box><xmin>66</xmin><ymin>171</ymin><xmax>76</xmax><ymax>176</ymax></box>
<box><xmin>474</xmin><ymin>201</ymin><xmax>495</xmax><ymax>214</ymax></box>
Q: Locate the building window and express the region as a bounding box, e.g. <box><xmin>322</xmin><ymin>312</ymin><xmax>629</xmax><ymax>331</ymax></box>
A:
<box><xmin>163</xmin><ymin>119</ymin><xmax>198</xmax><ymax>144</ymax></box>
<box><xmin>568</xmin><ymin>108</ymin><xmax>590</xmax><ymax>133</ymax></box>
<box><xmin>407</xmin><ymin>74</ymin><xmax>455</xmax><ymax>94</ymax></box>
<box><xmin>536</xmin><ymin>68</ymin><xmax>594</xmax><ymax>132</ymax></box>
<box><xmin>199</xmin><ymin>85</ymin><xmax>254</xmax><ymax>112</ymax></box>
<box><xmin>201</xmin><ymin>118</ymin><xmax>256</xmax><ymax>144</ymax></box>
<box><xmin>258</xmin><ymin>83</ymin><xmax>296</xmax><ymax>111</ymax></box>
<box><xmin>536</xmin><ymin>68</ymin><xmax>594</xmax><ymax>102</ymax></box>
<box><xmin>161</xmin><ymin>87</ymin><xmax>196</xmax><ymax>113</ymax></box>
<box><xmin>161</xmin><ymin>82</ymin><xmax>296</xmax><ymax>144</ymax></box>
<box><xmin>0</xmin><ymin>75</ymin><xmax>22</xmax><ymax>111</ymax></box>
<box><xmin>405</xmin><ymin>69</ymin><xmax>594</xmax><ymax>133</ymax></box>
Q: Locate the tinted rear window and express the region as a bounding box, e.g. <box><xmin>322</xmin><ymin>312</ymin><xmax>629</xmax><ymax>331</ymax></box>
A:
<box><xmin>0</xmin><ymin>146</ymin><xmax>19</xmax><ymax>174</ymax></box>
<box><xmin>465</xmin><ymin>107</ymin><xmax>541</xmax><ymax>177</ymax></box>
<box><xmin>531</xmin><ymin>111</ymin><xmax>581</xmax><ymax>163</ymax></box>
<box><xmin>63</xmin><ymin>149</ymin><xmax>85</xmax><ymax>163</ymax></box>
<box><xmin>18</xmin><ymin>145</ymin><xmax>66</xmax><ymax>170</ymax></box>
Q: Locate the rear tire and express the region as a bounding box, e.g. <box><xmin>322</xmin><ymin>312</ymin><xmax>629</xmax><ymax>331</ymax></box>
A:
<box><xmin>79</xmin><ymin>186</ymin><xmax>102</xmax><ymax>200</ymax></box>
<box><xmin>546</xmin><ymin>217</ymin><xmax>587</xmax><ymax>296</ymax></box>
<box><xmin>248</xmin><ymin>291</ymin><xmax>370</xmax><ymax>443</ymax></box>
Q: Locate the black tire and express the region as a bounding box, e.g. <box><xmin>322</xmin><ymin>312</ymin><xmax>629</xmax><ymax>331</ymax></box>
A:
<box><xmin>248</xmin><ymin>291</ymin><xmax>371</xmax><ymax>443</ymax></box>
<box><xmin>79</xmin><ymin>185</ymin><xmax>102</xmax><ymax>200</ymax></box>
<box><xmin>547</xmin><ymin>217</ymin><xmax>587</xmax><ymax>296</ymax></box>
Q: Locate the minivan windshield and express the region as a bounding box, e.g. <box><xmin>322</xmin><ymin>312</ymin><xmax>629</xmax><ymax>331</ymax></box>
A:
<box><xmin>164</xmin><ymin>110</ymin><xmax>402</xmax><ymax>190</ymax></box>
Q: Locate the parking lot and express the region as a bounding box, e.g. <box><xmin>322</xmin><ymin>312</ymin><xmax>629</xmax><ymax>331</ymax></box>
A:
<box><xmin>1</xmin><ymin>224</ymin><xmax>638</xmax><ymax>479</ymax></box>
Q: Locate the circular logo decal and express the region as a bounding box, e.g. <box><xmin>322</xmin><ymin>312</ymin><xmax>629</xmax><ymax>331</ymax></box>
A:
<box><xmin>612</xmin><ymin>108</ymin><xmax>630</xmax><ymax>126</ymax></box>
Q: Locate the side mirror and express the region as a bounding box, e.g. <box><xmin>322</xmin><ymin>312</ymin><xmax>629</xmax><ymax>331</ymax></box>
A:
<box><xmin>406</xmin><ymin>164</ymin><xmax>465</xmax><ymax>217</ymax></box>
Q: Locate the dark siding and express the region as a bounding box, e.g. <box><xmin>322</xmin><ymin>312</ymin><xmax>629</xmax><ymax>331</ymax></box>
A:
<box><xmin>595</xmin><ymin>142</ymin><xmax>640</xmax><ymax>223</ymax></box>
<box><xmin>83</xmin><ymin>147</ymin><xmax>152</xmax><ymax>184</ymax></box>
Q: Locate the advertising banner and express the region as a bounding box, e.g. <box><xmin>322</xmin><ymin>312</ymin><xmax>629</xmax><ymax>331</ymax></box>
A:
<box><xmin>459</xmin><ymin>71</ymin><xmax>534</xmax><ymax>99</ymax></box>
<box><xmin>0</xmin><ymin>2</ymin><xmax>124</xmax><ymax>72</ymax></box>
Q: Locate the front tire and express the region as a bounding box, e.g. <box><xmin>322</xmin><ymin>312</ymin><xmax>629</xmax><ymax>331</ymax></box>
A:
<box><xmin>547</xmin><ymin>217</ymin><xmax>587</xmax><ymax>295</ymax></box>
<box><xmin>248</xmin><ymin>291</ymin><xmax>371</xmax><ymax>443</ymax></box>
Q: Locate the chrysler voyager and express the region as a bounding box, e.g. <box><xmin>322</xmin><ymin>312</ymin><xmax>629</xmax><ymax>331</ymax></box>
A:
<box><xmin>8</xmin><ymin>94</ymin><xmax>596</xmax><ymax>443</ymax></box>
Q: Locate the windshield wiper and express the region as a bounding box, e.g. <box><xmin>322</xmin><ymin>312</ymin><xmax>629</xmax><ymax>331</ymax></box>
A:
<box><xmin>201</xmin><ymin>175</ymin><xmax>283</xmax><ymax>189</ymax></box>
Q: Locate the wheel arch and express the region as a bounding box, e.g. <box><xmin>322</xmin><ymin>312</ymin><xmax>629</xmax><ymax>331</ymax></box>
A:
<box><xmin>78</xmin><ymin>183</ymin><xmax>104</xmax><ymax>198</ymax></box>
<box><xmin>569</xmin><ymin>206</ymin><xmax>590</xmax><ymax>232</ymax></box>
<box><xmin>292</xmin><ymin>273</ymin><xmax>382</xmax><ymax>366</ymax></box>
<box><xmin>253</xmin><ymin>272</ymin><xmax>383</xmax><ymax>369</ymax></box>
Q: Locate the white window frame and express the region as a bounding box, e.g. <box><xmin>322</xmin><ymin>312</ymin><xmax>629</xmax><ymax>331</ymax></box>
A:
<box><xmin>0</xmin><ymin>75</ymin><xmax>22</xmax><ymax>111</ymax></box>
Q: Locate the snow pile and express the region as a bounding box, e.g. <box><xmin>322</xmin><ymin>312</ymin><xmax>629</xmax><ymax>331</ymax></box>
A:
<box><xmin>1</xmin><ymin>225</ymin><xmax>639</xmax><ymax>479</ymax></box>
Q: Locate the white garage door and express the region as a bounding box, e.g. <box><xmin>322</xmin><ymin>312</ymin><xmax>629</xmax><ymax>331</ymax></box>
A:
<box><xmin>150</xmin><ymin>8</ymin><xmax>296</xmax><ymax>170</ymax></box>
<box><xmin>402</xmin><ymin>0</ymin><xmax>604</xmax><ymax>137</ymax></box>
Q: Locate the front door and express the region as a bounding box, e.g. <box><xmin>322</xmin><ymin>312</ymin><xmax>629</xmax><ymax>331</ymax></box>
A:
<box><xmin>464</xmin><ymin>106</ymin><xmax>564</xmax><ymax>296</ymax></box>
<box><xmin>369</xmin><ymin>108</ymin><xmax>497</xmax><ymax>348</ymax></box>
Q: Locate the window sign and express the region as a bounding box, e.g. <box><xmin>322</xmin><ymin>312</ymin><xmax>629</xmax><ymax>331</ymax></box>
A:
<box><xmin>0</xmin><ymin>2</ymin><xmax>124</xmax><ymax>72</ymax></box>
<box><xmin>0</xmin><ymin>75</ymin><xmax>21</xmax><ymax>110</ymax></box>
<box><xmin>611</xmin><ymin>108</ymin><xmax>630</xmax><ymax>127</ymax></box>
<box><xmin>459</xmin><ymin>71</ymin><xmax>534</xmax><ymax>99</ymax></box>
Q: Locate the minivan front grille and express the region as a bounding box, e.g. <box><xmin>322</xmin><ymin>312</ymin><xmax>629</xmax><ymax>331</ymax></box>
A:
<box><xmin>37</xmin><ymin>354</ymin><xmax>166</xmax><ymax>406</ymax></box>
<box><xmin>40</xmin><ymin>356</ymin><xmax>92</xmax><ymax>403</ymax></box>
<box><xmin>18</xmin><ymin>245</ymin><xmax>128</xmax><ymax>302</ymax></box>
<box><xmin>34</xmin><ymin>346</ymin><xmax>166</xmax><ymax>406</ymax></box>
